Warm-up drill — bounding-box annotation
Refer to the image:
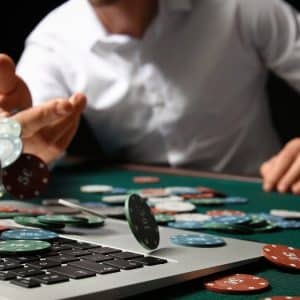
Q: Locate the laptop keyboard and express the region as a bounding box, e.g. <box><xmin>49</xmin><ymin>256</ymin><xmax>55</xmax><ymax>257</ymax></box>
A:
<box><xmin>0</xmin><ymin>237</ymin><xmax>168</xmax><ymax>288</ymax></box>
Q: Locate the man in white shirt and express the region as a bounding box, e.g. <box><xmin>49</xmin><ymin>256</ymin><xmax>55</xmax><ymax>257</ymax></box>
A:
<box><xmin>1</xmin><ymin>0</ymin><xmax>300</xmax><ymax>194</ymax></box>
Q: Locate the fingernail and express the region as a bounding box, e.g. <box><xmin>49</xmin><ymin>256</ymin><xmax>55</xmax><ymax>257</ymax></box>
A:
<box><xmin>263</xmin><ymin>182</ymin><xmax>272</xmax><ymax>191</ymax></box>
<box><xmin>56</xmin><ymin>102</ymin><xmax>72</xmax><ymax>116</ymax></box>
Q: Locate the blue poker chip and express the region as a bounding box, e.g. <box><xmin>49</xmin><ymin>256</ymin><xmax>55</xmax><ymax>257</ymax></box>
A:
<box><xmin>275</xmin><ymin>220</ymin><xmax>300</xmax><ymax>229</ymax></box>
<box><xmin>170</xmin><ymin>234</ymin><xmax>226</xmax><ymax>247</ymax></box>
<box><xmin>168</xmin><ymin>221</ymin><xmax>207</xmax><ymax>230</ymax></box>
<box><xmin>106</xmin><ymin>187</ymin><xmax>128</xmax><ymax>195</ymax></box>
<box><xmin>252</xmin><ymin>213</ymin><xmax>284</xmax><ymax>222</ymax></box>
<box><xmin>224</xmin><ymin>197</ymin><xmax>248</xmax><ymax>204</ymax></box>
<box><xmin>211</xmin><ymin>215</ymin><xmax>251</xmax><ymax>225</ymax></box>
<box><xmin>1</xmin><ymin>228</ymin><xmax>58</xmax><ymax>241</ymax></box>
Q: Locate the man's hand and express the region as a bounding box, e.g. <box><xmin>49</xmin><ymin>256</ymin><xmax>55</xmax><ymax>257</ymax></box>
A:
<box><xmin>260</xmin><ymin>138</ymin><xmax>300</xmax><ymax>194</ymax></box>
<box><xmin>0</xmin><ymin>53</ymin><xmax>86</xmax><ymax>163</ymax></box>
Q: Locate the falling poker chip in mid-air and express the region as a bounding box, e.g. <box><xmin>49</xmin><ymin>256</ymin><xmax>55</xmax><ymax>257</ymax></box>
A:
<box><xmin>0</xmin><ymin>134</ymin><xmax>23</xmax><ymax>168</ymax></box>
<box><xmin>3</xmin><ymin>154</ymin><xmax>50</xmax><ymax>199</ymax></box>
<box><xmin>170</xmin><ymin>234</ymin><xmax>226</xmax><ymax>247</ymax></box>
<box><xmin>125</xmin><ymin>194</ymin><xmax>160</xmax><ymax>250</ymax></box>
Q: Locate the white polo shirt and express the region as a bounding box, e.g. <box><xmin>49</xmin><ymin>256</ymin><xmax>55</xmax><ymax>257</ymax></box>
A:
<box><xmin>17</xmin><ymin>0</ymin><xmax>300</xmax><ymax>175</ymax></box>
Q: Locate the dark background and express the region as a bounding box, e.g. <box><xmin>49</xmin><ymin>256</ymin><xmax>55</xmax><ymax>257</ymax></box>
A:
<box><xmin>0</xmin><ymin>0</ymin><xmax>300</xmax><ymax>156</ymax></box>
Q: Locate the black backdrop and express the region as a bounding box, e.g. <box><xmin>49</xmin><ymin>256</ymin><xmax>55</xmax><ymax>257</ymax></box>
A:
<box><xmin>0</xmin><ymin>0</ymin><xmax>300</xmax><ymax>157</ymax></box>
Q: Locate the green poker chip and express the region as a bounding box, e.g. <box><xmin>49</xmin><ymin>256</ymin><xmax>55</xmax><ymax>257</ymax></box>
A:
<box><xmin>155</xmin><ymin>214</ymin><xmax>175</xmax><ymax>224</ymax></box>
<box><xmin>14</xmin><ymin>216</ymin><xmax>65</xmax><ymax>229</ymax></box>
<box><xmin>0</xmin><ymin>212</ymin><xmax>29</xmax><ymax>219</ymax></box>
<box><xmin>252</xmin><ymin>221</ymin><xmax>279</xmax><ymax>232</ymax></box>
<box><xmin>37</xmin><ymin>215</ymin><xmax>88</xmax><ymax>225</ymax></box>
<box><xmin>0</xmin><ymin>240</ymin><xmax>51</xmax><ymax>255</ymax></box>
<box><xmin>72</xmin><ymin>216</ymin><xmax>105</xmax><ymax>228</ymax></box>
<box><xmin>125</xmin><ymin>194</ymin><xmax>160</xmax><ymax>250</ymax></box>
<box><xmin>188</xmin><ymin>198</ymin><xmax>225</xmax><ymax>206</ymax></box>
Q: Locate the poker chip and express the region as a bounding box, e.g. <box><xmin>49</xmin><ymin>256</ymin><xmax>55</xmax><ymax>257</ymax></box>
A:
<box><xmin>189</xmin><ymin>198</ymin><xmax>225</xmax><ymax>206</ymax></box>
<box><xmin>107</xmin><ymin>187</ymin><xmax>128</xmax><ymax>195</ymax></box>
<box><xmin>253</xmin><ymin>222</ymin><xmax>279</xmax><ymax>232</ymax></box>
<box><xmin>207</xmin><ymin>210</ymin><xmax>245</xmax><ymax>217</ymax></box>
<box><xmin>1</xmin><ymin>228</ymin><xmax>58</xmax><ymax>241</ymax></box>
<box><xmin>224</xmin><ymin>197</ymin><xmax>248</xmax><ymax>204</ymax></box>
<box><xmin>125</xmin><ymin>194</ymin><xmax>159</xmax><ymax>250</ymax></box>
<box><xmin>0</xmin><ymin>226</ymin><xmax>10</xmax><ymax>232</ymax></box>
<box><xmin>0</xmin><ymin>118</ymin><xmax>22</xmax><ymax>137</ymax></box>
<box><xmin>0</xmin><ymin>206</ymin><xmax>18</xmax><ymax>212</ymax></box>
<box><xmin>0</xmin><ymin>212</ymin><xmax>30</xmax><ymax>219</ymax></box>
<box><xmin>0</xmin><ymin>240</ymin><xmax>51</xmax><ymax>255</ymax></box>
<box><xmin>155</xmin><ymin>214</ymin><xmax>175</xmax><ymax>224</ymax></box>
<box><xmin>0</xmin><ymin>134</ymin><xmax>23</xmax><ymax>168</ymax></box>
<box><xmin>211</xmin><ymin>215</ymin><xmax>251</xmax><ymax>225</ymax></box>
<box><xmin>42</xmin><ymin>198</ymin><xmax>80</xmax><ymax>206</ymax></box>
<box><xmin>133</xmin><ymin>176</ymin><xmax>160</xmax><ymax>184</ymax></box>
<box><xmin>155</xmin><ymin>202</ymin><xmax>196</xmax><ymax>213</ymax></box>
<box><xmin>72</xmin><ymin>216</ymin><xmax>105</xmax><ymax>228</ymax></box>
<box><xmin>262</xmin><ymin>297</ymin><xmax>300</xmax><ymax>300</ymax></box>
<box><xmin>101</xmin><ymin>194</ymin><xmax>128</xmax><ymax>205</ymax></box>
<box><xmin>168</xmin><ymin>221</ymin><xmax>207</xmax><ymax>230</ymax></box>
<box><xmin>170</xmin><ymin>234</ymin><xmax>225</xmax><ymax>247</ymax></box>
<box><xmin>14</xmin><ymin>216</ymin><xmax>65</xmax><ymax>229</ymax></box>
<box><xmin>80</xmin><ymin>185</ymin><xmax>113</xmax><ymax>193</ymax></box>
<box><xmin>45</xmin><ymin>205</ymin><xmax>81</xmax><ymax>215</ymax></box>
<box><xmin>204</xmin><ymin>273</ymin><xmax>269</xmax><ymax>294</ymax></box>
<box><xmin>140</xmin><ymin>188</ymin><xmax>169</xmax><ymax>198</ymax></box>
<box><xmin>37</xmin><ymin>215</ymin><xmax>88</xmax><ymax>225</ymax></box>
<box><xmin>263</xmin><ymin>244</ymin><xmax>300</xmax><ymax>270</ymax></box>
<box><xmin>166</xmin><ymin>187</ymin><xmax>198</xmax><ymax>195</ymax></box>
<box><xmin>3</xmin><ymin>154</ymin><xmax>50</xmax><ymax>199</ymax></box>
<box><xmin>174</xmin><ymin>213</ymin><xmax>211</xmax><ymax>222</ymax></box>
<box><xmin>147</xmin><ymin>196</ymin><xmax>183</xmax><ymax>206</ymax></box>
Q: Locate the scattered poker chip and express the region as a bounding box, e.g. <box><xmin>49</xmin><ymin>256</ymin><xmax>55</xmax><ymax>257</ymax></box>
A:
<box><xmin>224</xmin><ymin>197</ymin><xmax>248</xmax><ymax>204</ymax></box>
<box><xmin>1</xmin><ymin>228</ymin><xmax>58</xmax><ymax>241</ymax></box>
<box><xmin>253</xmin><ymin>222</ymin><xmax>279</xmax><ymax>232</ymax></box>
<box><xmin>207</xmin><ymin>210</ymin><xmax>246</xmax><ymax>217</ymax></box>
<box><xmin>0</xmin><ymin>206</ymin><xmax>18</xmax><ymax>212</ymax></box>
<box><xmin>261</xmin><ymin>297</ymin><xmax>300</xmax><ymax>300</ymax></box>
<box><xmin>263</xmin><ymin>244</ymin><xmax>300</xmax><ymax>270</ymax></box>
<box><xmin>155</xmin><ymin>214</ymin><xmax>175</xmax><ymax>224</ymax></box>
<box><xmin>211</xmin><ymin>215</ymin><xmax>251</xmax><ymax>225</ymax></box>
<box><xmin>101</xmin><ymin>194</ymin><xmax>128</xmax><ymax>205</ymax></box>
<box><xmin>168</xmin><ymin>221</ymin><xmax>207</xmax><ymax>230</ymax></box>
<box><xmin>189</xmin><ymin>198</ymin><xmax>225</xmax><ymax>206</ymax></box>
<box><xmin>3</xmin><ymin>153</ymin><xmax>50</xmax><ymax>199</ymax></box>
<box><xmin>14</xmin><ymin>216</ymin><xmax>65</xmax><ymax>229</ymax></box>
<box><xmin>0</xmin><ymin>118</ymin><xmax>22</xmax><ymax>137</ymax></box>
<box><xmin>107</xmin><ymin>187</ymin><xmax>128</xmax><ymax>195</ymax></box>
<box><xmin>42</xmin><ymin>198</ymin><xmax>80</xmax><ymax>206</ymax></box>
<box><xmin>174</xmin><ymin>213</ymin><xmax>211</xmax><ymax>222</ymax></box>
<box><xmin>0</xmin><ymin>212</ymin><xmax>31</xmax><ymax>219</ymax></box>
<box><xmin>170</xmin><ymin>234</ymin><xmax>225</xmax><ymax>247</ymax></box>
<box><xmin>133</xmin><ymin>176</ymin><xmax>160</xmax><ymax>184</ymax></box>
<box><xmin>0</xmin><ymin>134</ymin><xmax>23</xmax><ymax>168</ymax></box>
<box><xmin>72</xmin><ymin>216</ymin><xmax>105</xmax><ymax>228</ymax></box>
<box><xmin>166</xmin><ymin>187</ymin><xmax>198</xmax><ymax>195</ymax></box>
<box><xmin>0</xmin><ymin>226</ymin><xmax>10</xmax><ymax>232</ymax></box>
<box><xmin>80</xmin><ymin>185</ymin><xmax>113</xmax><ymax>193</ymax></box>
<box><xmin>147</xmin><ymin>196</ymin><xmax>183</xmax><ymax>206</ymax></box>
<box><xmin>125</xmin><ymin>194</ymin><xmax>159</xmax><ymax>250</ymax></box>
<box><xmin>155</xmin><ymin>202</ymin><xmax>196</xmax><ymax>213</ymax></box>
<box><xmin>204</xmin><ymin>273</ymin><xmax>269</xmax><ymax>294</ymax></box>
<box><xmin>0</xmin><ymin>240</ymin><xmax>51</xmax><ymax>255</ymax></box>
<box><xmin>37</xmin><ymin>215</ymin><xmax>88</xmax><ymax>225</ymax></box>
<box><xmin>140</xmin><ymin>188</ymin><xmax>169</xmax><ymax>198</ymax></box>
<box><xmin>275</xmin><ymin>220</ymin><xmax>300</xmax><ymax>229</ymax></box>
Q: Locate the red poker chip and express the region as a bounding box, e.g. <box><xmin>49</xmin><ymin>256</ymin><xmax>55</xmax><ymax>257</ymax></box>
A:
<box><xmin>204</xmin><ymin>273</ymin><xmax>269</xmax><ymax>294</ymax></box>
<box><xmin>3</xmin><ymin>154</ymin><xmax>50</xmax><ymax>200</ymax></box>
<box><xmin>0</xmin><ymin>206</ymin><xmax>18</xmax><ymax>213</ymax></box>
<box><xmin>133</xmin><ymin>176</ymin><xmax>160</xmax><ymax>184</ymax></box>
<box><xmin>0</xmin><ymin>226</ymin><xmax>10</xmax><ymax>232</ymax></box>
<box><xmin>207</xmin><ymin>210</ymin><xmax>245</xmax><ymax>217</ymax></box>
<box><xmin>182</xmin><ymin>193</ymin><xmax>215</xmax><ymax>200</ymax></box>
<box><xmin>263</xmin><ymin>244</ymin><xmax>300</xmax><ymax>270</ymax></box>
<box><xmin>140</xmin><ymin>188</ymin><xmax>168</xmax><ymax>197</ymax></box>
<box><xmin>262</xmin><ymin>297</ymin><xmax>300</xmax><ymax>300</ymax></box>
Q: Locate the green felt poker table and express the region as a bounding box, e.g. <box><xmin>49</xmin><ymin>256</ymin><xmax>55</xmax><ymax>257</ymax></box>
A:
<box><xmin>43</xmin><ymin>162</ymin><xmax>300</xmax><ymax>299</ymax></box>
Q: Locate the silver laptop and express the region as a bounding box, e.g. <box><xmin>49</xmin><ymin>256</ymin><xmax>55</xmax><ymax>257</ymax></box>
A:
<box><xmin>0</xmin><ymin>218</ymin><xmax>263</xmax><ymax>300</ymax></box>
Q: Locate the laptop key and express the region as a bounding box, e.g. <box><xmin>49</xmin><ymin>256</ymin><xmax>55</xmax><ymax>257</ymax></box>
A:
<box><xmin>71</xmin><ymin>243</ymin><xmax>101</xmax><ymax>250</ymax></box>
<box><xmin>10</xmin><ymin>278</ymin><xmax>40</xmax><ymax>288</ymax></box>
<box><xmin>104</xmin><ymin>259</ymin><xmax>143</xmax><ymax>270</ymax></box>
<box><xmin>49</xmin><ymin>254</ymin><xmax>79</xmax><ymax>264</ymax></box>
<box><xmin>131</xmin><ymin>256</ymin><xmax>168</xmax><ymax>266</ymax></box>
<box><xmin>26</xmin><ymin>259</ymin><xmax>61</xmax><ymax>269</ymax></box>
<box><xmin>60</xmin><ymin>249</ymin><xmax>91</xmax><ymax>257</ymax></box>
<box><xmin>51</xmin><ymin>266</ymin><xmax>96</xmax><ymax>279</ymax></box>
<box><xmin>11</xmin><ymin>266</ymin><xmax>45</xmax><ymax>277</ymax></box>
<box><xmin>14</xmin><ymin>255</ymin><xmax>40</xmax><ymax>263</ymax></box>
<box><xmin>82</xmin><ymin>254</ymin><xmax>113</xmax><ymax>263</ymax></box>
<box><xmin>0</xmin><ymin>259</ymin><xmax>22</xmax><ymax>271</ymax></box>
<box><xmin>69</xmin><ymin>260</ymin><xmax>120</xmax><ymax>274</ymax></box>
<box><xmin>33</xmin><ymin>272</ymin><xmax>69</xmax><ymax>284</ymax></box>
<box><xmin>51</xmin><ymin>244</ymin><xmax>73</xmax><ymax>252</ymax></box>
<box><xmin>109</xmin><ymin>252</ymin><xmax>144</xmax><ymax>260</ymax></box>
<box><xmin>91</xmin><ymin>247</ymin><xmax>122</xmax><ymax>255</ymax></box>
<box><xmin>38</xmin><ymin>250</ymin><xmax>59</xmax><ymax>258</ymax></box>
<box><xmin>0</xmin><ymin>271</ymin><xmax>17</xmax><ymax>280</ymax></box>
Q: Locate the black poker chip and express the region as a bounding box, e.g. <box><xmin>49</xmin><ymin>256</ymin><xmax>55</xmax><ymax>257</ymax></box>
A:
<box><xmin>3</xmin><ymin>153</ymin><xmax>50</xmax><ymax>199</ymax></box>
<box><xmin>125</xmin><ymin>194</ymin><xmax>160</xmax><ymax>250</ymax></box>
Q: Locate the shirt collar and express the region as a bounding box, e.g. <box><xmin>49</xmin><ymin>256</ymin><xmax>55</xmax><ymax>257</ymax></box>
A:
<box><xmin>75</xmin><ymin>0</ymin><xmax>192</xmax><ymax>51</ymax></box>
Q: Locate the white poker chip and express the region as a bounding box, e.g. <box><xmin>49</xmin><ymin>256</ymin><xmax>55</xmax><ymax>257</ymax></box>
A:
<box><xmin>165</xmin><ymin>187</ymin><xmax>197</xmax><ymax>194</ymax></box>
<box><xmin>80</xmin><ymin>185</ymin><xmax>113</xmax><ymax>193</ymax></box>
<box><xmin>147</xmin><ymin>196</ymin><xmax>183</xmax><ymax>206</ymax></box>
<box><xmin>102</xmin><ymin>194</ymin><xmax>128</xmax><ymax>204</ymax></box>
<box><xmin>0</xmin><ymin>118</ymin><xmax>22</xmax><ymax>137</ymax></box>
<box><xmin>155</xmin><ymin>202</ymin><xmax>196</xmax><ymax>213</ymax></box>
<box><xmin>175</xmin><ymin>213</ymin><xmax>211</xmax><ymax>222</ymax></box>
<box><xmin>0</xmin><ymin>135</ymin><xmax>23</xmax><ymax>168</ymax></box>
